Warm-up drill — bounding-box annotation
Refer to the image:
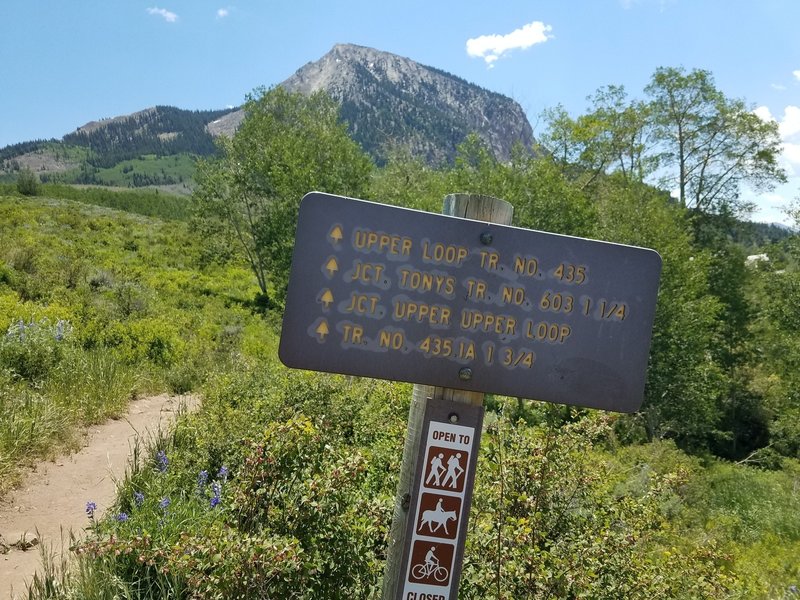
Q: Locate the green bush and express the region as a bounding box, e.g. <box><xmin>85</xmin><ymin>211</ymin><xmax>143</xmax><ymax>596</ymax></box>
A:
<box><xmin>0</xmin><ymin>318</ymin><xmax>71</xmax><ymax>382</ymax></box>
<box><xmin>462</xmin><ymin>414</ymin><xmax>734</xmax><ymax>599</ymax></box>
<box><xmin>16</xmin><ymin>167</ymin><xmax>39</xmax><ymax>196</ymax></box>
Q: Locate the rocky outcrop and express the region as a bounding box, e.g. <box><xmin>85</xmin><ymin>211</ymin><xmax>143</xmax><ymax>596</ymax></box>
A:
<box><xmin>210</xmin><ymin>43</ymin><xmax>534</xmax><ymax>165</ymax></box>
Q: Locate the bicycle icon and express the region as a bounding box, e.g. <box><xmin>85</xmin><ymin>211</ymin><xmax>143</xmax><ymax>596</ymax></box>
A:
<box><xmin>411</xmin><ymin>545</ymin><xmax>449</xmax><ymax>583</ymax></box>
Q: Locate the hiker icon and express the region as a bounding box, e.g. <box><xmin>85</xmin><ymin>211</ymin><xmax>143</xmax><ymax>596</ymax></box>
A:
<box><xmin>425</xmin><ymin>452</ymin><xmax>445</xmax><ymax>486</ymax></box>
<box><xmin>411</xmin><ymin>546</ymin><xmax>448</xmax><ymax>583</ymax></box>
<box><xmin>442</xmin><ymin>452</ymin><xmax>464</xmax><ymax>489</ymax></box>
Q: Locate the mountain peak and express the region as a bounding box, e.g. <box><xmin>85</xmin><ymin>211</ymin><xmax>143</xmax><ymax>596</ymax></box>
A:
<box><xmin>210</xmin><ymin>44</ymin><xmax>534</xmax><ymax>164</ymax></box>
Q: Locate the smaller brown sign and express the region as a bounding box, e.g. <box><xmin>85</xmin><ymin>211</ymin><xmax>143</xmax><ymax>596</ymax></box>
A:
<box><xmin>398</xmin><ymin>399</ymin><xmax>484</xmax><ymax>600</ymax></box>
<box><xmin>416</xmin><ymin>493</ymin><xmax>462</xmax><ymax>540</ymax></box>
<box><xmin>408</xmin><ymin>540</ymin><xmax>454</xmax><ymax>586</ymax></box>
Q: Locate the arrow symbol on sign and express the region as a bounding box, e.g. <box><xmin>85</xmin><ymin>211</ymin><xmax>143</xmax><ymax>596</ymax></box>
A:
<box><xmin>329</xmin><ymin>225</ymin><xmax>343</xmax><ymax>245</ymax></box>
<box><xmin>315</xmin><ymin>320</ymin><xmax>330</xmax><ymax>341</ymax></box>
<box><xmin>325</xmin><ymin>257</ymin><xmax>339</xmax><ymax>278</ymax></box>
<box><xmin>320</xmin><ymin>289</ymin><xmax>334</xmax><ymax>308</ymax></box>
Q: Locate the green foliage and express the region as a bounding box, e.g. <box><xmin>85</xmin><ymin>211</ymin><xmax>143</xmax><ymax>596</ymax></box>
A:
<box><xmin>540</xmin><ymin>66</ymin><xmax>786</xmax><ymax>216</ymax></box>
<box><xmin>45</xmin><ymin>153</ymin><xmax>199</xmax><ymax>189</ymax></box>
<box><xmin>646</xmin><ymin>67</ymin><xmax>786</xmax><ymax>213</ymax></box>
<box><xmin>464</xmin><ymin>414</ymin><xmax>733</xmax><ymax>598</ymax></box>
<box><xmin>39</xmin><ymin>184</ymin><xmax>193</xmax><ymax>220</ymax></box>
<box><xmin>34</xmin><ymin>368</ymin><xmax>403</xmax><ymax>599</ymax></box>
<box><xmin>367</xmin><ymin>145</ymin><xmax>450</xmax><ymax>212</ymax></box>
<box><xmin>61</xmin><ymin>106</ymin><xmax>233</xmax><ymax>168</ymax></box>
<box><xmin>9</xmin><ymin>64</ymin><xmax>800</xmax><ymax>600</ymax></box>
<box><xmin>38</xmin><ymin>373</ymin><xmax>800</xmax><ymax>599</ymax></box>
<box><xmin>539</xmin><ymin>86</ymin><xmax>655</xmax><ymax>188</ymax></box>
<box><xmin>194</xmin><ymin>87</ymin><xmax>373</xmax><ymax>304</ymax></box>
<box><xmin>0</xmin><ymin>193</ymin><xmax>264</xmax><ymax>493</ymax></box>
<box><xmin>0</xmin><ymin>318</ymin><xmax>70</xmax><ymax>383</ymax></box>
<box><xmin>591</xmin><ymin>179</ymin><xmax>725</xmax><ymax>449</ymax></box>
<box><xmin>16</xmin><ymin>167</ymin><xmax>39</xmax><ymax>196</ymax></box>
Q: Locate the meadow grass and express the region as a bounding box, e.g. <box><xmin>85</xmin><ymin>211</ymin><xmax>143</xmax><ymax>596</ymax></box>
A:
<box><xmin>0</xmin><ymin>192</ymin><xmax>263</xmax><ymax>495</ymax></box>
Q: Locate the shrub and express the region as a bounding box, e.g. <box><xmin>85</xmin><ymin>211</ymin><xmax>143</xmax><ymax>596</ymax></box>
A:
<box><xmin>0</xmin><ymin>318</ymin><xmax>71</xmax><ymax>382</ymax></box>
<box><xmin>16</xmin><ymin>167</ymin><xmax>39</xmax><ymax>196</ymax></box>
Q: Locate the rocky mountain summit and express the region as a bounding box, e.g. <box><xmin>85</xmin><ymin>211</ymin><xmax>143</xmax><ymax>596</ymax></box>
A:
<box><xmin>209</xmin><ymin>43</ymin><xmax>535</xmax><ymax>164</ymax></box>
<box><xmin>1</xmin><ymin>44</ymin><xmax>535</xmax><ymax>183</ymax></box>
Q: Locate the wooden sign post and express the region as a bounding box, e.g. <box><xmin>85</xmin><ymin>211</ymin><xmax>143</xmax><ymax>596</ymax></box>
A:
<box><xmin>279</xmin><ymin>190</ymin><xmax>662</xmax><ymax>599</ymax></box>
<box><xmin>381</xmin><ymin>194</ymin><xmax>512</xmax><ymax>600</ymax></box>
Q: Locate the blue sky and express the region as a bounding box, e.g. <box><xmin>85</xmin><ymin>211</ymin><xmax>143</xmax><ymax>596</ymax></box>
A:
<box><xmin>2</xmin><ymin>0</ymin><xmax>799</xmax><ymax>223</ymax></box>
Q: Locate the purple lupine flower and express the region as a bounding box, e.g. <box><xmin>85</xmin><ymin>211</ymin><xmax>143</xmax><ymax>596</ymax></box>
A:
<box><xmin>116</xmin><ymin>512</ymin><xmax>129</xmax><ymax>522</ymax></box>
<box><xmin>209</xmin><ymin>481</ymin><xmax>221</xmax><ymax>509</ymax></box>
<box><xmin>156</xmin><ymin>450</ymin><xmax>168</xmax><ymax>472</ymax></box>
<box><xmin>134</xmin><ymin>491</ymin><xmax>145</xmax><ymax>507</ymax></box>
<box><xmin>217</xmin><ymin>465</ymin><xmax>228</xmax><ymax>483</ymax></box>
<box><xmin>85</xmin><ymin>501</ymin><xmax>97</xmax><ymax>519</ymax></box>
<box><xmin>197</xmin><ymin>470</ymin><xmax>208</xmax><ymax>494</ymax></box>
<box><xmin>159</xmin><ymin>497</ymin><xmax>170</xmax><ymax>511</ymax></box>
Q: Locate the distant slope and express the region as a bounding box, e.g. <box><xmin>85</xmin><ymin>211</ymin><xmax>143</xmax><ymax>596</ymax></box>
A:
<box><xmin>209</xmin><ymin>43</ymin><xmax>535</xmax><ymax>164</ymax></box>
<box><xmin>63</xmin><ymin>106</ymin><xmax>235</xmax><ymax>168</ymax></box>
<box><xmin>0</xmin><ymin>107</ymin><xmax>234</xmax><ymax>187</ymax></box>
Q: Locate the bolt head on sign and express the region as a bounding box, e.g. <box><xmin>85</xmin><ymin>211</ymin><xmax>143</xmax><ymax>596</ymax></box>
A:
<box><xmin>279</xmin><ymin>192</ymin><xmax>662</xmax><ymax>413</ymax></box>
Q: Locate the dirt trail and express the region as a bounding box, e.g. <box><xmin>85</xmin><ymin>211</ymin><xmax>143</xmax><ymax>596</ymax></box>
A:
<box><xmin>0</xmin><ymin>394</ymin><xmax>198</xmax><ymax>599</ymax></box>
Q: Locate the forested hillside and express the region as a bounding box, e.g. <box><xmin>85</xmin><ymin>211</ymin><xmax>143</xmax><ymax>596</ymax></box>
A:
<box><xmin>0</xmin><ymin>107</ymin><xmax>234</xmax><ymax>189</ymax></box>
<box><xmin>63</xmin><ymin>106</ymin><xmax>232</xmax><ymax>168</ymax></box>
<box><xmin>2</xmin><ymin>65</ymin><xmax>799</xmax><ymax>599</ymax></box>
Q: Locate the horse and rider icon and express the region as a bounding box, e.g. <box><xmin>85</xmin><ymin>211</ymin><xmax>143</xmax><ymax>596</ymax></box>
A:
<box><xmin>424</xmin><ymin>446</ymin><xmax>467</xmax><ymax>492</ymax></box>
<box><xmin>416</xmin><ymin>493</ymin><xmax>461</xmax><ymax>539</ymax></box>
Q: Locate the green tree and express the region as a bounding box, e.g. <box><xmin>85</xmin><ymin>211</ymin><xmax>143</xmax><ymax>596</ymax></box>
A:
<box><xmin>447</xmin><ymin>136</ymin><xmax>595</xmax><ymax>237</ymax></box>
<box><xmin>645</xmin><ymin>67</ymin><xmax>785</xmax><ymax>213</ymax></box>
<box><xmin>539</xmin><ymin>87</ymin><xmax>654</xmax><ymax>189</ymax></box>
<box><xmin>194</xmin><ymin>87</ymin><xmax>373</xmax><ymax>306</ymax></box>
<box><xmin>592</xmin><ymin>177</ymin><xmax>724</xmax><ymax>449</ymax></box>
<box><xmin>16</xmin><ymin>167</ymin><xmax>39</xmax><ymax>196</ymax></box>
<box><xmin>367</xmin><ymin>144</ymin><xmax>449</xmax><ymax>213</ymax></box>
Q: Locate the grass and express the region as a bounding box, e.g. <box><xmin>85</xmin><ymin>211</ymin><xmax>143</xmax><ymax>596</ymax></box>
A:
<box><xmin>39</xmin><ymin>184</ymin><xmax>195</xmax><ymax>220</ymax></box>
<box><xmin>0</xmin><ymin>192</ymin><xmax>264</xmax><ymax>495</ymax></box>
<box><xmin>93</xmin><ymin>154</ymin><xmax>197</xmax><ymax>188</ymax></box>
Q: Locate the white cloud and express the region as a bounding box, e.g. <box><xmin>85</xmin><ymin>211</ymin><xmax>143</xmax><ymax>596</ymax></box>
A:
<box><xmin>466</xmin><ymin>21</ymin><xmax>553</xmax><ymax>66</ymax></box>
<box><xmin>147</xmin><ymin>7</ymin><xmax>178</xmax><ymax>22</ymax></box>
<box><xmin>754</xmin><ymin>106</ymin><xmax>774</xmax><ymax>122</ymax></box>
<box><xmin>756</xmin><ymin>105</ymin><xmax>800</xmax><ymax>169</ymax></box>
<box><xmin>794</xmin><ymin>70</ymin><xmax>800</xmax><ymax>82</ymax></box>
<box><xmin>749</xmin><ymin>105</ymin><xmax>800</xmax><ymax>224</ymax></box>
<box><xmin>783</xmin><ymin>143</ymin><xmax>800</xmax><ymax>172</ymax></box>
<box><xmin>217</xmin><ymin>8</ymin><xmax>229</xmax><ymax>18</ymax></box>
<box><xmin>779</xmin><ymin>105</ymin><xmax>800</xmax><ymax>139</ymax></box>
<box><xmin>771</xmin><ymin>83</ymin><xmax>787</xmax><ymax>91</ymax></box>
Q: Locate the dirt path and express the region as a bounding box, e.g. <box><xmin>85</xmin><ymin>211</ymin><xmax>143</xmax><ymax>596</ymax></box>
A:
<box><xmin>0</xmin><ymin>394</ymin><xmax>198</xmax><ymax>599</ymax></box>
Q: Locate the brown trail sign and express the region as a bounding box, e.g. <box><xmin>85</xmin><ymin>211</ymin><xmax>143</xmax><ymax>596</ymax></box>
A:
<box><xmin>398</xmin><ymin>399</ymin><xmax>483</xmax><ymax>599</ymax></box>
<box><xmin>280</xmin><ymin>192</ymin><xmax>661</xmax><ymax>412</ymax></box>
<box><xmin>278</xmin><ymin>192</ymin><xmax>662</xmax><ymax>599</ymax></box>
